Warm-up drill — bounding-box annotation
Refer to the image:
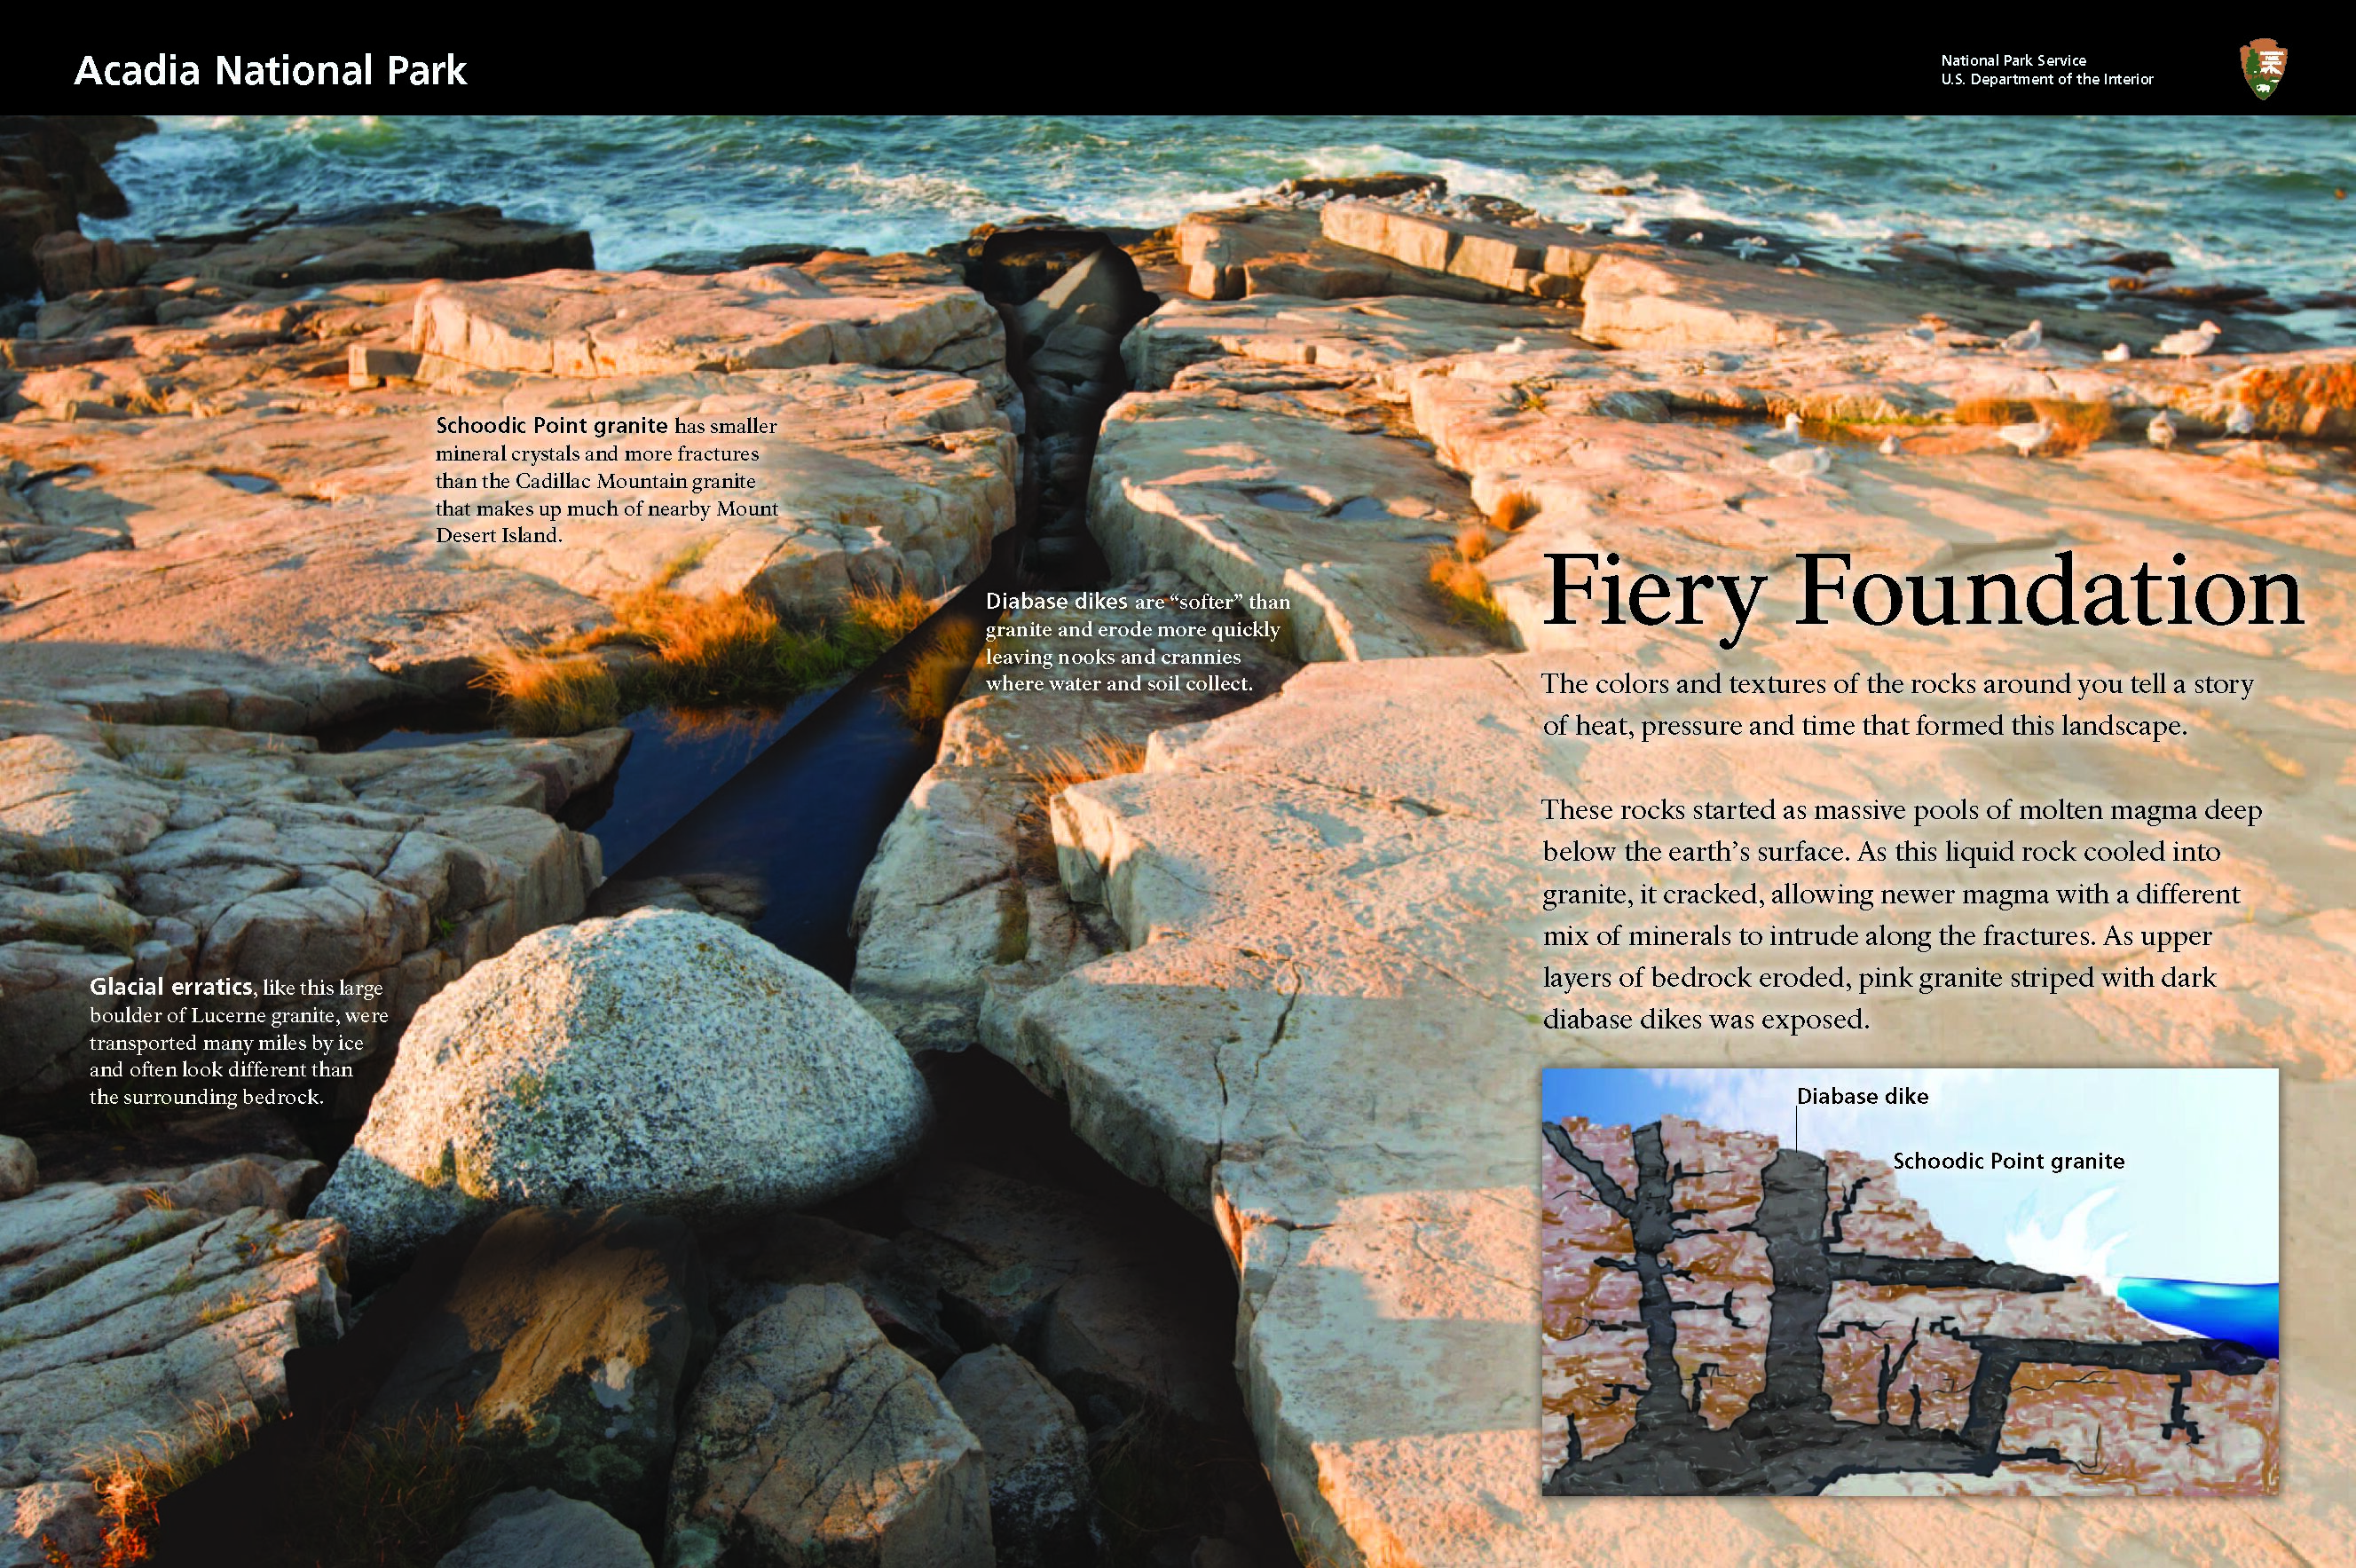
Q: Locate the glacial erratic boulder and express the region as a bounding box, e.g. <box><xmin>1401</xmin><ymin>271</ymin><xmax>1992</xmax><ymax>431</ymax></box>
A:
<box><xmin>312</xmin><ymin>909</ymin><xmax>931</xmax><ymax>1265</ymax></box>
<box><xmin>937</xmin><ymin>1346</ymin><xmax>1092</xmax><ymax>1567</ymax></box>
<box><xmin>666</xmin><ymin>1283</ymin><xmax>992</xmax><ymax>1568</ymax></box>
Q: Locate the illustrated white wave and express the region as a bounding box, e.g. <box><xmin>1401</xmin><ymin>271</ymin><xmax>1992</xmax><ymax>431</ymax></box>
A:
<box><xmin>2005</xmin><ymin>1187</ymin><xmax>2128</xmax><ymax>1295</ymax></box>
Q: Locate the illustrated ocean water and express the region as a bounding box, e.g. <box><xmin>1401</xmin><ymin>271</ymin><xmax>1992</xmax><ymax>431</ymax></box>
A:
<box><xmin>2117</xmin><ymin>1278</ymin><xmax>2281</xmax><ymax>1359</ymax></box>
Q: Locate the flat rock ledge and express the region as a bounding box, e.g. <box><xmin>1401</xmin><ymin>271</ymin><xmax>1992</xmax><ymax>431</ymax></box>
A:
<box><xmin>0</xmin><ymin>1154</ymin><xmax>343</xmax><ymax>1564</ymax></box>
<box><xmin>3</xmin><ymin>249</ymin><xmax>1018</xmax><ymax>726</ymax></box>
<box><xmin>0</xmin><ymin>697</ymin><xmax>618</xmax><ymax>1099</ymax></box>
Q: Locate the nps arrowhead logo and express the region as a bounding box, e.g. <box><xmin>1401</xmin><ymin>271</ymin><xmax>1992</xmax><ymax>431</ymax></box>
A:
<box><xmin>2239</xmin><ymin>38</ymin><xmax>2287</xmax><ymax>98</ymax></box>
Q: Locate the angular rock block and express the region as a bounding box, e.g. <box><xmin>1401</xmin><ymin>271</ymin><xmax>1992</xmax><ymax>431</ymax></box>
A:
<box><xmin>1122</xmin><ymin>294</ymin><xmax>1572</xmax><ymax>392</ymax></box>
<box><xmin>938</xmin><ymin>1345</ymin><xmax>1092</xmax><ymax>1567</ymax></box>
<box><xmin>666</xmin><ymin>1284</ymin><xmax>991</xmax><ymax>1568</ymax></box>
<box><xmin>701</xmin><ymin>1211</ymin><xmax>960</xmax><ymax>1367</ymax></box>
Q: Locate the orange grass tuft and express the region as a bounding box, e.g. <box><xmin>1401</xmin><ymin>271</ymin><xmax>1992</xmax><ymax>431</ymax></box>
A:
<box><xmin>480</xmin><ymin>579</ymin><xmax>942</xmax><ymax>735</ymax></box>
<box><xmin>1952</xmin><ymin>397</ymin><xmax>2034</xmax><ymax>426</ymax></box>
<box><xmin>2028</xmin><ymin>398</ymin><xmax>2116</xmax><ymax>456</ymax></box>
<box><xmin>1487</xmin><ymin>489</ymin><xmax>1540</xmax><ymax>532</ymax></box>
<box><xmin>1427</xmin><ymin>550</ymin><xmax>1513</xmax><ymax>644</ymax></box>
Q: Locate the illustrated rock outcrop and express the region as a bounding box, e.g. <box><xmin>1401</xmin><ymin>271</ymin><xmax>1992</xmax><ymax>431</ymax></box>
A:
<box><xmin>1540</xmin><ymin>1115</ymin><xmax>2275</xmax><ymax>1495</ymax></box>
<box><xmin>313</xmin><ymin>909</ymin><xmax>933</xmax><ymax>1265</ymax></box>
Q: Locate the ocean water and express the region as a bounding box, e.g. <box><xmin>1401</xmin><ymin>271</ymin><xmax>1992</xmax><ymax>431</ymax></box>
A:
<box><xmin>87</xmin><ymin>115</ymin><xmax>2356</xmax><ymax>329</ymax></box>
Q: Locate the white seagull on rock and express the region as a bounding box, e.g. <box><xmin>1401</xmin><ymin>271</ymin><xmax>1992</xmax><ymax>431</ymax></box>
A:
<box><xmin>1878</xmin><ymin>434</ymin><xmax>1904</xmax><ymax>456</ymax></box>
<box><xmin>1774</xmin><ymin>412</ymin><xmax>1804</xmax><ymax>441</ymax></box>
<box><xmin>2155</xmin><ymin>319</ymin><xmax>2222</xmax><ymax>360</ymax></box>
<box><xmin>2226</xmin><ymin>404</ymin><xmax>2258</xmax><ymax>437</ymax></box>
<box><xmin>2103</xmin><ymin>343</ymin><xmax>2132</xmax><ymax>362</ymax></box>
<box><xmin>1732</xmin><ymin>235</ymin><xmax>1771</xmax><ymax>261</ymax></box>
<box><xmin>1997</xmin><ymin>418</ymin><xmax>2055</xmax><ymax>457</ymax></box>
<box><xmin>1684</xmin><ymin>231</ymin><xmax>1705</xmax><ymax>245</ymax></box>
<box><xmin>1769</xmin><ymin>445</ymin><xmax>1832</xmax><ymax>478</ymax></box>
<box><xmin>2001</xmin><ymin>319</ymin><xmax>2044</xmax><ymax>353</ymax></box>
<box><xmin>2147</xmin><ymin>410</ymin><xmax>2178</xmax><ymax>451</ymax></box>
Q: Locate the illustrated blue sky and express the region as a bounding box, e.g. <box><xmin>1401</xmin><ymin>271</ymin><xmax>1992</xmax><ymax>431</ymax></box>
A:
<box><xmin>1540</xmin><ymin>1068</ymin><xmax>2278</xmax><ymax>1286</ymax></box>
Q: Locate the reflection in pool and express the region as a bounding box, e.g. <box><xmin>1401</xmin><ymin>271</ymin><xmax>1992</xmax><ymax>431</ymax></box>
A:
<box><xmin>323</xmin><ymin>687</ymin><xmax>839</xmax><ymax>871</ymax></box>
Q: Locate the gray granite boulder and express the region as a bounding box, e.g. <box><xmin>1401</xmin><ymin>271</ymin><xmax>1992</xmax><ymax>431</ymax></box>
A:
<box><xmin>313</xmin><ymin>909</ymin><xmax>931</xmax><ymax>1265</ymax></box>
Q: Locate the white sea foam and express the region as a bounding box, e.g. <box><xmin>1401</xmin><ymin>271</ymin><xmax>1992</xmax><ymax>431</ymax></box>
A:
<box><xmin>2005</xmin><ymin>1187</ymin><xmax>2128</xmax><ymax>1294</ymax></box>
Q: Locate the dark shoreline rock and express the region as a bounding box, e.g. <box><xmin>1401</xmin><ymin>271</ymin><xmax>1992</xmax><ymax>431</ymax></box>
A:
<box><xmin>0</xmin><ymin>114</ymin><xmax>152</xmax><ymax>297</ymax></box>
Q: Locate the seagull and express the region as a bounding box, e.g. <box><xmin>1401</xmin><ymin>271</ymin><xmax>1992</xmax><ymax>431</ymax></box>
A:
<box><xmin>1500</xmin><ymin>336</ymin><xmax>1528</xmax><ymax>354</ymax></box>
<box><xmin>2002</xmin><ymin>319</ymin><xmax>2044</xmax><ymax>353</ymax></box>
<box><xmin>2155</xmin><ymin>320</ymin><xmax>2222</xmax><ymax>360</ymax></box>
<box><xmin>1684</xmin><ymin>231</ymin><xmax>1705</xmax><ymax>245</ymax></box>
<box><xmin>1997</xmin><ymin>418</ymin><xmax>2055</xmax><ymax>457</ymax></box>
<box><xmin>1732</xmin><ymin>235</ymin><xmax>1771</xmax><ymax>261</ymax></box>
<box><xmin>2102</xmin><ymin>343</ymin><xmax>2133</xmax><ymax>362</ymax></box>
<box><xmin>1878</xmin><ymin>434</ymin><xmax>1904</xmax><ymax>457</ymax></box>
<box><xmin>1769</xmin><ymin>445</ymin><xmax>1832</xmax><ymax>478</ymax></box>
<box><xmin>1774</xmin><ymin>412</ymin><xmax>1805</xmax><ymax>441</ymax></box>
<box><xmin>1780</xmin><ymin>254</ymin><xmax>1802</xmax><ymax>267</ymax></box>
<box><xmin>1611</xmin><ymin>203</ymin><xmax>1649</xmax><ymax>239</ymax></box>
<box><xmin>2147</xmin><ymin>410</ymin><xmax>2177</xmax><ymax>450</ymax></box>
<box><xmin>2226</xmin><ymin>404</ymin><xmax>2257</xmax><ymax>436</ymax></box>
